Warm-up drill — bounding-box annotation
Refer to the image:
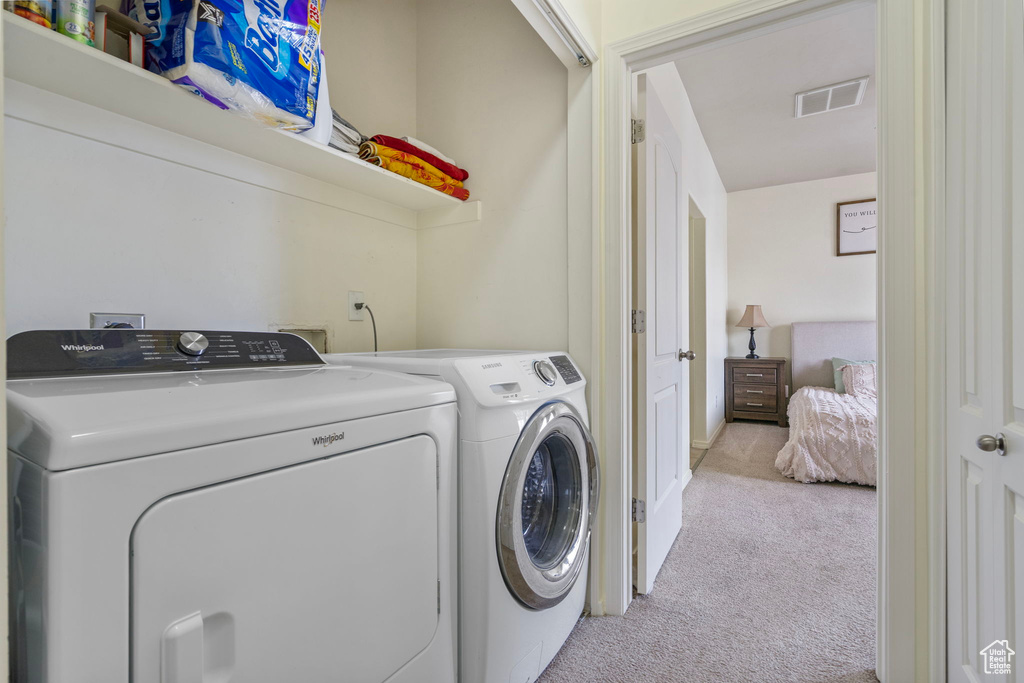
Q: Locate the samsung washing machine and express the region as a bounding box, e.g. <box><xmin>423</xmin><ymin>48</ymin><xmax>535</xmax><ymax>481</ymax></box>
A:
<box><xmin>324</xmin><ymin>350</ymin><xmax>599</xmax><ymax>683</ymax></box>
<box><xmin>7</xmin><ymin>330</ymin><xmax>459</xmax><ymax>683</ymax></box>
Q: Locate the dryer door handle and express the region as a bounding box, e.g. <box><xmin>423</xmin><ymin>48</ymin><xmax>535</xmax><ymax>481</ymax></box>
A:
<box><xmin>162</xmin><ymin>612</ymin><xmax>205</xmax><ymax>683</ymax></box>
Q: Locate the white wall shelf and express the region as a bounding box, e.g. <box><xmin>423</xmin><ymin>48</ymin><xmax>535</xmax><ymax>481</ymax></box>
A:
<box><xmin>2</xmin><ymin>13</ymin><xmax>480</xmax><ymax>228</ymax></box>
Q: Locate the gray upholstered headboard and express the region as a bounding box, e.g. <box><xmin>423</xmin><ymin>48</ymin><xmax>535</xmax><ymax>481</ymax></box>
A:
<box><xmin>791</xmin><ymin>321</ymin><xmax>877</xmax><ymax>390</ymax></box>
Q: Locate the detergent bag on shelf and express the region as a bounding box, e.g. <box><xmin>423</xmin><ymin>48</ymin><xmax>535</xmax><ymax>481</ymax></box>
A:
<box><xmin>126</xmin><ymin>0</ymin><xmax>323</xmax><ymax>131</ymax></box>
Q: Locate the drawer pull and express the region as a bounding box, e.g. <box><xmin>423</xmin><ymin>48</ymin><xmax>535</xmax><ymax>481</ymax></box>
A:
<box><xmin>747</xmin><ymin>403</ymin><xmax>763</xmax><ymax>407</ymax></box>
<box><xmin>746</xmin><ymin>373</ymin><xmax>763</xmax><ymax>377</ymax></box>
<box><xmin>746</xmin><ymin>390</ymin><xmax>764</xmax><ymax>394</ymax></box>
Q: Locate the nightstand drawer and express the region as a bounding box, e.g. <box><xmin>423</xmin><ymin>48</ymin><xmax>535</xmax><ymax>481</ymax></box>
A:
<box><xmin>733</xmin><ymin>395</ymin><xmax>777</xmax><ymax>413</ymax></box>
<box><xmin>734</xmin><ymin>383</ymin><xmax>774</xmax><ymax>399</ymax></box>
<box><xmin>732</xmin><ymin>368</ymin><xmax>778</xmax><ymax>385</ymax></box>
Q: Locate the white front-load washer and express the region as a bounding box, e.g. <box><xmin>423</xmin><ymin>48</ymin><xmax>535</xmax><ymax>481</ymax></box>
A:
<box><xmin>323</xmin><ymin>350</ymin><xmax>599</xmax><ymax>683</ymax></box>
<box><xmin>7</xmin><ymin>329</ymin><xmax>459</xmax><ymax>683</ymax></box>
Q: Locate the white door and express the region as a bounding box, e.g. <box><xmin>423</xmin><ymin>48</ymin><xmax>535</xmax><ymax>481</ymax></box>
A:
<box><xmin>946</xmin><ymin>0</ymin><xmax>1024</xmax><ymax>679</ymax></box>
<box><xmin>632</xmin><ymin>73</ymin><xmax>691</xmax><ymax>595</ymax></box>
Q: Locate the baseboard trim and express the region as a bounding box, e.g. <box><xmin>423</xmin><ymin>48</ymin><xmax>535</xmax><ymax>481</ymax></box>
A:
<box><xmin>691</xmin><ymin>419</ymin><xmax>726</xmax><ymax>450</ymax></box>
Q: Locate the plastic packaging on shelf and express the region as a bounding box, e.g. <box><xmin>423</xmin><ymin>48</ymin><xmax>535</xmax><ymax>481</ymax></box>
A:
<box><xmin>125</xmin><ymin>0</ymin><xmax>323</xmax><ymax>131</ymax></box>
<box><xmin>299</xmin><ymin>48</ymin><xmax>330</xmax><ymax>145</ymax></box>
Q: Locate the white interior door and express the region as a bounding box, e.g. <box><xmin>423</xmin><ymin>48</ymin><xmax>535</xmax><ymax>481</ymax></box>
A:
<box><xmin>946</xmin><ymin>0</ymin><xmax>1024</xmax><ymax>679</ymax></box>
<box><xmin>632</xmin><ymin>73</ymin><xmax>690</xmax><ymax>595</ymax></box>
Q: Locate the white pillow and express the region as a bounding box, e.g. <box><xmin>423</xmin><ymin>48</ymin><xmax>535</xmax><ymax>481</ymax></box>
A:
<box><xmin>841</xmin><ymin>363</ymin><xmax>878</xmax><ymax>400</ymax></box>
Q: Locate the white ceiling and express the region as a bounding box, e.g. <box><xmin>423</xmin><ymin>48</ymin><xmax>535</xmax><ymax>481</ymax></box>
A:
<box><xmin>673</xmin><ymin>3</ymin><xmax>877</xmax><ymax>192</ymax></box>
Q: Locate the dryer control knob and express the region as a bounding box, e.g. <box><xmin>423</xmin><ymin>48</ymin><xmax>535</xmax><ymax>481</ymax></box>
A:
<box><xmin>177</xmin><ymin>332</ymin><xmax>209</xmax><ymax>357</ymax></box>
<box><xmin>534</xmin><ymin>359</ymin><xmax>558</xmax><ymax>386</ymax></box>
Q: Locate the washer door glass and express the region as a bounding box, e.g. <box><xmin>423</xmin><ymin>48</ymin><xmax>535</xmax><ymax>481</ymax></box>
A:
<box><xmin>521</xmin><ymin>432</ymin><xmax>581</xmax><ymax>569</ymax></box>
<box><xmin>497</xmin><ymin>401</ymin><xmax>600</xmax><ymax>611</ymax></box>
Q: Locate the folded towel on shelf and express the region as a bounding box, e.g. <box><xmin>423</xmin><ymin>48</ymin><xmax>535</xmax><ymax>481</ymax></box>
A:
<box><xmin>401</xmin><ymin>136</ymin><xmax>458</xmax><ymax>166</ymax></box>
<box><xmin>359</xmin><ymin>142</ymin><xmax>464</xmax><ymax>188</ymax></box>
<box><xmin>370</xmin><ymin>135</ymin><xmax>469</xmax><ymax>182</ymax></box>
<box><xmin>360</xmin><ymin>146</ymin><xmax>470</xmax><ymax>201</ymax></box>
<box><xmin>329</xmin><ymin>112</ymin><xmax>366</xmax><ymax>154</ymax></box>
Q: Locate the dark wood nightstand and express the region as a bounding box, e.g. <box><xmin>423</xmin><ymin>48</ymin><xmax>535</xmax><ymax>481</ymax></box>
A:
<box><xmin>725</xmin><ymin>357</ymin><xmax>788</xmax><ymax>427</ymax></box>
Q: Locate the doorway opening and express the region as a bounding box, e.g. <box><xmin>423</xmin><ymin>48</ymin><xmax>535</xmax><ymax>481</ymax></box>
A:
<box><xmin>688</xmin><ymin>198</ymin><xmax>709</xmax><ymax>471</ymax></box>
<box><xmin>593</xmin><ymin>2</ymin><xmax>880</xmax><ymax>679</ymax></box>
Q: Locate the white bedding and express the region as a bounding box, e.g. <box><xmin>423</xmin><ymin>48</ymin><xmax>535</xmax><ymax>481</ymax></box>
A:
<box><xmin>776</xmin><ymin>386</ymin><xmax>877</xmax><ymax>486</ymax></box>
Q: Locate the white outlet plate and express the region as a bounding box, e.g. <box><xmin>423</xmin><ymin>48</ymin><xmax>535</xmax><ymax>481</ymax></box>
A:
<box><xmin>348</xmin><ymin>292</ymin><xmax>365</xmax><ymax>321</ymax></box>
<box><xmin>90</xmin><ymin>312</ymin><xmax>145</xmax><ymax>329</ymax></box>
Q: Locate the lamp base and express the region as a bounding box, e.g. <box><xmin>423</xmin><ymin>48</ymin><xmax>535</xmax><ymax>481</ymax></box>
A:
<box><xmin>745</xmin><ymin>353</ymin><xmax>760</xmax><ymax>359</ymax></box>
<box><xmin>746</xmin><ymin>327</ymin><xmax>759</xmax><ymax>359</ymax></box>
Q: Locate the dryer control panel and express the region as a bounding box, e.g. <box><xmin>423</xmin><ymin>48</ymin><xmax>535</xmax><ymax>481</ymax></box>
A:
<box><xmin>7</xmin><ymin>330</ymin><xmax>325</xmax><ymax>379</ymax></box>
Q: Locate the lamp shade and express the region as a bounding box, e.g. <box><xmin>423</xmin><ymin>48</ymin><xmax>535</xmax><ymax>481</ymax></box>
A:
<box><xmin>736</xmin><ymin>305</ymin><xmax>770</xmax><ymax>328</ymax></box>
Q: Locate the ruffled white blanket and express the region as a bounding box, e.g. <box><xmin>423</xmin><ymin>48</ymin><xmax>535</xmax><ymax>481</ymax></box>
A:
<box><xmin>776</xmin><ymin>386</ymin><xmax>877</xmax><ymax>486</ymax></box>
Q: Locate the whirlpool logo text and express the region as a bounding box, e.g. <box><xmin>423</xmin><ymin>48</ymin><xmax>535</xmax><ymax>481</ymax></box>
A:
<box><xmin>311</xmin><ymin>432</ymin><xmax>345</xmax><ymax>448</ymax></box>
<box><xmin>61</xmin><ymin>344</ymin><xmax>105</xmax><ymax>352</ymax></box>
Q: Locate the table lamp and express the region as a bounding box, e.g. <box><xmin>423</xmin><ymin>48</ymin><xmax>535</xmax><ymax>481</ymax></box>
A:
<box><xmin>736</xmin><ymin>305</ymin><xmax>770</xmax><ymax>359</ymax></box>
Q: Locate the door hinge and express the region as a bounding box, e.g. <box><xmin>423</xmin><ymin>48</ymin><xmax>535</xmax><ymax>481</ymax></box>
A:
<box><xmin>631</xmin><ymin>309</ymin><xmax>646</xmax><ymax>334</ymax></box>
<box><xmin>631</xmin><ymin>118</ymin><xmax>646</xmax><ymax>144</ymax></box>
<box><xmin>632</xmin><ymin>498</ymin><xmax>646</xmax><ymax>523</ymax></box>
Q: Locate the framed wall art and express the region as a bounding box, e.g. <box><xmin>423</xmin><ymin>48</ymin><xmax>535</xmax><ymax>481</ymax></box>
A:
<box><xmin>836</xmin><ymin>198</ymin><xmax>877</xmax><ymax>256</ymax></box>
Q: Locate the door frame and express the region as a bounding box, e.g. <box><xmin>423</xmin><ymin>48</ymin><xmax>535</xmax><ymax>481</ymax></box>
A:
<box><xmin>592</xmin><ymin>0</ymin><xmax>947</xmax><ymax>679</ymax></box>
<box><xmin>688</xmin><ymin>197</ymin><xmax>709</xmax><ymax>449</ymax></box>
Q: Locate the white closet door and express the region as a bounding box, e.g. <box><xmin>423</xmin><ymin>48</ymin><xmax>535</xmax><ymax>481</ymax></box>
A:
<box><xmin>946</xmin><ymin>0</ymin><xmax>1024</xmax><ymax>679</ymax></box>
<box><xmin>632</xmin><ymin>73</ymin><xmax>689</xmax><ymax>595</ymax></box>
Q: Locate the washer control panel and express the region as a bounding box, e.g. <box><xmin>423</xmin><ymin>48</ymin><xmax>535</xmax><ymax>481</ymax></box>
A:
<box><xmin>549</xmin><ymin>355</ymin><xmax>582</xmax><ymax>384</ymax></box>
<box><xmin>452</xmin><ymin>352</ymin><xmax>586</xmax><ymax>406</ymax></box>
<box><xmin>533</xmin><ymin>359</ymin><xmax>558</xmax><ymax>386</ymax></box>
<box><xmin>7</xmin><ymin>330</ymin><xmax>325</xmax><ymax>379</ymax></box>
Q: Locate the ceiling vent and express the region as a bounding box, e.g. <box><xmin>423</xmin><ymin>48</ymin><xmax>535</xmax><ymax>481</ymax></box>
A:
<box><xmin>794</xmin><ymin>77</ymin><xmax>869</xmax><ymax>118</ymax></box>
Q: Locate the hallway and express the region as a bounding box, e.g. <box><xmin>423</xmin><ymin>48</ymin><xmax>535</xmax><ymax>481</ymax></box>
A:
<box><xmin>540</xmin><ymin>423</ymin><xmax>877</xmax><ymax>682</ymax></box>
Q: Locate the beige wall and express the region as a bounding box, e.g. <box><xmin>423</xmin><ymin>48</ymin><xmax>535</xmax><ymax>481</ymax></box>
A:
<box><xmin>4</xmin><ymin>89</ymin><xmax>419</xmax><ymax>352</ymax></box>
<box><xmin>727</xmin><ymin>172</ymin><xmax>877</xmax><ymax>368</ymax></box>
<box><xmin>560</xmin><ymin>0</ymin><xmax>602</xmax><ymax>47</ymax></box>
<box><xmin>5</xmin><ymin>0</ymin><xmax>572</xmax><ymax>357</ymax></box>
<box><xmin>320</xmin><ymin>0</ymin><xmax>418</xmax><ymax>138</ymax></box>
<box><xmin>643</xmin><ymin>64</ymin><xmax>728</xmax><ymax>445</ymax></box>
<box><xmin>415</xmin><ymin>0</ymin><xmax>570</xmax><ymax>351</ymax></box>
<box><xmin>601</xmin><ymin>0</ymin><xmax>728</xmax><ymax>44</ymax></box>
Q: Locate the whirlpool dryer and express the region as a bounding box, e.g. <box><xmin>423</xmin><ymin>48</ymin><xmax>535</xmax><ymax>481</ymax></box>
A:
<box><xmin>7</xmin><ymin>330</ymin><xmax>458</xmax><ymax>683</ymax></box>
<box><xmin>324</xmin><ymin>350</ymin><xmax>599</xmax><ymax>683</ymax></box>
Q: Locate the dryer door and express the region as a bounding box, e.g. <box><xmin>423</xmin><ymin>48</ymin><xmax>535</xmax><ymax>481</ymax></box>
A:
<box><xmin>496</xmin><ymin>401</ymin><xmax>599</xmax><ymax>610</ymax></box>
<box><xmin>131</xmin><ymin>436</ymin><xmax>439</xmax><ymax>683</ymax></box>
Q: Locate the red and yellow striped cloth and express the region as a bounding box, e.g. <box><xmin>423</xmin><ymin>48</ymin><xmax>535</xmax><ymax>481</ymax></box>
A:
<box><xmin>359</xmin><ymin>141</ymin><xmax>470</xmax><ymax>201</ymax></box>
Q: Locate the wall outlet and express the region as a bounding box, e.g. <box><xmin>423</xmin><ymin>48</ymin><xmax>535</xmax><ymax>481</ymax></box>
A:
<box><xmin>90</xmin><ymin>312</ymin><xmax>145</xmax><ymax>329</ymax></box>
<box><xmin>348</xmin><ymin>292</ymin><xmax>365</xmax><ymax>321</ymax></box>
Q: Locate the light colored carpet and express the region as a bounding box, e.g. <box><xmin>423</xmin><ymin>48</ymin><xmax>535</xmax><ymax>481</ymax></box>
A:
<box><xmin>539</xmin><ymin>422</ymin><xmax>877</xmax><ymax>683</ymax></box>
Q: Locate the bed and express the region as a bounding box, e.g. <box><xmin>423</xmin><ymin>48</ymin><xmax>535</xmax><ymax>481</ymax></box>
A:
<box><xmin>775</xmin><ymin>321</ymin><xmax>878</xmax><ymax>486</ymax></box>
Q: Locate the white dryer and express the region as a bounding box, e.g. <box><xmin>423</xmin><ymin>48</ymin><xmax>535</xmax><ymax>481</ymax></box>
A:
<box><xmin>7</xmin><ymin>330</ymin><xmax>458</xmax><ymax>683</ymax></box>
<box><xmin>324</xmin><ymin>350</ymin><xmax>599</xmax><ymax>683</ymax></box>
